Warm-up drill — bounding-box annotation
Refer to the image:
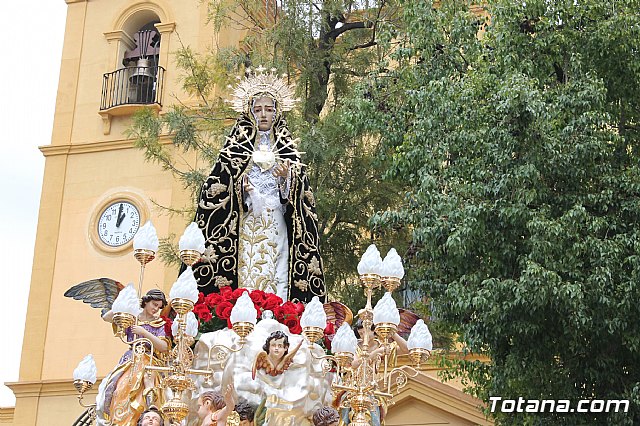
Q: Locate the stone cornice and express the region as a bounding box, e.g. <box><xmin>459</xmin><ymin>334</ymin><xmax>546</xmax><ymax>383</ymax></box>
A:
<box><xmin>39</xmin><ymin>137</ymin><xmax>173</xmax><ymax>157</ymax></box>
<box><xmin>154</xmin><ymin>22</ymin><xmax>176</xmax><ymax>34</ymax></box>
<box><xmin>103</xmin><ymin>30</ymin><xmax>136</xmax><ymax>49</ymax></box>
<box><xmin>0</xmin><ymin>407</ymin><xmax>14</xmax><ymax>423</ymax></box>
<box><xmin>5</xmin><ymin>378</ymin><xmax>101</xmax><ymax>398</ymax></box>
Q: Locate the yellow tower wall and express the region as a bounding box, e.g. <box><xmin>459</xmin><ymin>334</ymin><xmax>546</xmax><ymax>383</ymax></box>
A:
<box><xmin>9</xmin><ymin>0</ymin><xmax>244</xmax><ymax>424</ymax></box>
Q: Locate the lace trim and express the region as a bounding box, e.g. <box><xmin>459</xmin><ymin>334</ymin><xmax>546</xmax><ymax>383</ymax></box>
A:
<box><xmin>245</xmin><ymin>131</ymin><xmax>291</xmax><ymax>214</ymax></box>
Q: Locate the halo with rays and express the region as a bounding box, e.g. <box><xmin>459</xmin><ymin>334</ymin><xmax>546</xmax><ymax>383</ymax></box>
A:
<box><xmin>219</xmin><ymin>137</ymin><xmax>307</xmax><ymax>168</ymax></box>
<box><xmin>227</xmin><ymin>65</ymin><xmax>299</xmax><ymax>113</ymax></box>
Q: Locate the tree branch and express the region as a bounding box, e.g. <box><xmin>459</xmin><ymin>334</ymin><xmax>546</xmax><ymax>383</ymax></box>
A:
<box><xmin>326</xmin><ymin>21</ymin><xmax>371</xmax><ymax>41</ymax></box>
<box><xmin>347</xmin><ymin>0</ymin><xmax>386</xmax><ymax>51</ymax></box>
<box><xmin>349</xmin><ymin>40</ymin><xmax>377</xmax><ymax>51</ymax></box>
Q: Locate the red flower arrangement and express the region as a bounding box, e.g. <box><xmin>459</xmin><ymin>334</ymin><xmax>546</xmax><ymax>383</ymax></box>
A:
<box><xmin>192</xmin><ymin>287</ymin><xmax>305</xmax><ymax>335</ymax></box>
<box><xmin>161</xmin><ymin>315</ymin><xmax>174</xmax><ymax>339</ymax></box>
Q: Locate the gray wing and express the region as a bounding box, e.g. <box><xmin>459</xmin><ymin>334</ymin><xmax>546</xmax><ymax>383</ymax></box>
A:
<box><xmin>64</xmin><ymin>278</ymin><xmax>124</xmax><ymax>316</ymax></box>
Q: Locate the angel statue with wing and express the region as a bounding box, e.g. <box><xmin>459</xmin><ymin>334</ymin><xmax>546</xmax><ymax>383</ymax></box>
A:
<box><xmin>191</xmin><ymin>66</ymin><xmax>325</xmax><ymax>303</ymax></box>
<box><xmin>252</xmin><ymin>330</ymin><xmax>303</xmax><ymax>379</ymax></box>
<box><xmin>65</xmin><ymin>279</ymin><xmax>171</xmax><ymax>425</ymax></box>
<box><xmin>189</xmin><ymin>300</ymin><xmax>355</xmax><ymax>426</ymax></box>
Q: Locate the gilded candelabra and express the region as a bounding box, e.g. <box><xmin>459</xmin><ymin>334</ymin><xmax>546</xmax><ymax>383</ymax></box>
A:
<box><xmin>72</xmin><ymin>221</ymin><xmax>255</xmax><ymax>425</ymax></box>
<box><xmin>142</xmin><ymin>249</ymin><xmax>214</xmax><ymax>424</ymax></box>
<box><xmin>144</xmin><ymin>249</ymin><xmax>255</xmax><ymax>424</ymax></box>
<box><xmin>312</xmin><ymin>245</ymin><xmax>432</xmax><ymax>426</ymax></box>
<box><xmin>333</xmin><ymin>274</ymin><xmax>427</xmax><ymax>426</ymax></box>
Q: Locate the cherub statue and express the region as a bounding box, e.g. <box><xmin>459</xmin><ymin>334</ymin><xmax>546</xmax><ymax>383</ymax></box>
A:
<box><xmin>196</xmin><ymin>390</ymin><xmax>225</xmax><ymax>425</ymax></box>
<box><xmin>137</xmin><ymin>407</ymin><xmax>165</xmax><ymax>426</ymax></box>
<box><xmin>234</xmin><ymin>399</ymin><xmax>257</xmax><ymax>426</ymax></box>
<box><xmin>197</xmin><ymin>385</ymin><xmax>238</xmax><ymax>426</ymax></box>
<box><xmin>252</xmin><ymin>330</ymin><xmax>303</xmax><ymax>378</ymax></box>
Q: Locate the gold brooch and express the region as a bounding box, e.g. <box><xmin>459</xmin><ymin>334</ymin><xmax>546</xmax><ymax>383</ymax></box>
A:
<box><xmin>227</xmin><ymin>66</ymin><xmax>298</xmax><ymax>113</ymax></box>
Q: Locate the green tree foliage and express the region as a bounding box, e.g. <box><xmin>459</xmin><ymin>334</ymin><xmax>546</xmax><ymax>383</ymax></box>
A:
<box><xmin>128</xmin><ymin>0</ymin><xmax>408</xmax><ymax>303</ymax></box>
<box><xmin>347</xmin><ymin>0</ymin><xmax>640</xmax><ymax>424</ymax></box>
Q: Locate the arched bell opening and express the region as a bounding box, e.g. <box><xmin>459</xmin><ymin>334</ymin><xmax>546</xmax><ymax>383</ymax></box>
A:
<box><xmin>124</xmin><ymin>22</ymin><xmax>162</xmax><ymax>104</ymax></box>
<box><xmin>101</xmin><ymin>14</ymin><xmax>165</xmax><ymax>111</ymax></box>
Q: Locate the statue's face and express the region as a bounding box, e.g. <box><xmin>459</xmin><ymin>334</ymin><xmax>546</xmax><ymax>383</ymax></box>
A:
<box><xmin>253</xmin><ymin>96</ymin><xmax>275</xmax><ymax>131</ymax></box>
<box><xmin>140</xmin><ymin>411</ymin><xmax>162</xmax><ymax>426</ymax></box>
<box><xmin>268</xmin><ymin>337</ymin><xmax>286</xmax><ymax>359</ymax></box>
<box><xmin>196</xmin><ymin>397</ymin><xmax>210</xmax><ymax>419</ymax></box>
<box><xmin>143</xmin><ymin>299</ymin><xmax>163</xmax><ymax>318</ymax></box>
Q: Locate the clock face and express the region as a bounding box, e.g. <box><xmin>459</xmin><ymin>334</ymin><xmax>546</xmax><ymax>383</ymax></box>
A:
<box><xmin>97</xmin><ymin>201</ymin><xmax>141</xmax><ymax>247</ymax></box>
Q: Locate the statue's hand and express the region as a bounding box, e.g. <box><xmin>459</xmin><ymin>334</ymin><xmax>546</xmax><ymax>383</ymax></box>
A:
<box><xmin>130</xmin><ymin>325</ymin><xmax>147</xmax><ymax>337</ymax></box>
<box><xmin>243</xmin><ymin>175</ymin><xmax>254</xmax><ymax>192</ymax></box>
<box><xmin>272</xmin><ymin>159</ymin><xmax>290</xmax><ymax>178</ymax></box>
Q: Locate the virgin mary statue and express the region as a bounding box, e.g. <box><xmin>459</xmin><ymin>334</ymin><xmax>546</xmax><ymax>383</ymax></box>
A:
<box><xmin>191</xmin><ymin>66</ymin><xmax>325</xmax><ymax>303</ymax></box>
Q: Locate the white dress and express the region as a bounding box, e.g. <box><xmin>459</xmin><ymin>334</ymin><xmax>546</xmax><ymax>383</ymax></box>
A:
<box><xmin>238</xmin><ymin>131</ymin><xmax>290</xmax><ymax>300</ymax></box>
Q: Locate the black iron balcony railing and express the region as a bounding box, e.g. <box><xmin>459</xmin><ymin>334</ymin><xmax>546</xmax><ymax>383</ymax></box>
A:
<box><xmin>100</xmin><ymin>66</ymin><xmax>165</xmax><ymax>110</ymax></box>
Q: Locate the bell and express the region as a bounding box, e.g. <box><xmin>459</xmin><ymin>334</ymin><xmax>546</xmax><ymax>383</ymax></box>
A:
<box><xmin>129</xmin><ymin>58</ymin><xmax>154</xmax><ymax>84</ymax></box>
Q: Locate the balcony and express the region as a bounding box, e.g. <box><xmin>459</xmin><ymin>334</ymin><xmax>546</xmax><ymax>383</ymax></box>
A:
<box><xmin>98</xmin><ymin>65</ymin><xmax>165</xmax><ymax>134</ymax></box>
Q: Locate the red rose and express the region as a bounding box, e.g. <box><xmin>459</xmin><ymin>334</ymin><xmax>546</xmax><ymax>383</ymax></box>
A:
<box><xmin>281</xmin><ymin>301</ymin><xmax>298</xmax><ymax>315</ymax></box>
<box><xmin>262</xmin><ymin>293</ymin><xmax>283</xmax><ymax>311</ymax></box>
<box><xmin>161</xmin><ymin>315</ymin><xmax>173</xmax><ymax>339</ymax></box>
<box><xmin>226</xmin><ymin>318</ymin><xmax>233</xmax><ymax>329</ymax></box>
<box><xmin>273</xmin><ymin>306</ymin><xmax>285</xmax><ymax>320</ymax></box>
<box><xmin>284</xmin><ymin>316</ymin><xmax>302</xmax><ymax>334</ymax></box>
<box><xmin>323</xmin><ymin>323</ymin><xmax>335</xmax><ymax>351</ymax></box>
<box><xmin>197</xmin><ymin>292</ymin><xmax>205</xmax><ymax>305</ymax></box>
<box><xmin>205</xmin><ymin>293</ymin><xmax>224</xmax><ymax>307</ymax></box>
<box><xmin>215</xmin><ymin>301</ymin><xmax>234</xmax><ymax>320</ymax></box>
<box><xmin>219</xmin><ymin>286</ymin><xmax>234</xmax><ymax>299</ymax></box>
<box><xmin>232</xmin><ymin>288</ymin><xmax>248</xmax><ymax>300</ymax></box>
<box><xmin>324</xmin><ymin>322</ymin><xmax>335</xmax><ymax>336</ymax></box>
<box><xmin>295</xmin><ymin>302</ymin><xmax>305</xmax><ymax>316</ymax></box>
<box><xmin>193</xmin><ymin>303</ymin><xmax>212</xmax><ymax>322</ymax></box>
<box><xmin>249</xmin><ymin>289</ymin><xmax>267</xmax><ymax>306</ymax></box>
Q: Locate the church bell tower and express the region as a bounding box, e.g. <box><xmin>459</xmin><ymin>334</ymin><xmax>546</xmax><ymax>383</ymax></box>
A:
<box><xmin>7</xmin><ymin>1</ymin><xmax>245</xmax><ymax>424</ymax></box>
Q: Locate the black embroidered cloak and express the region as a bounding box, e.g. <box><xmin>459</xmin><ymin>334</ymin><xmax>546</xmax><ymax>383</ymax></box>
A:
<box><xmin>191</xmin><ymin>113</ymin><xmax>325</xmax><ymax>303</ymax></box>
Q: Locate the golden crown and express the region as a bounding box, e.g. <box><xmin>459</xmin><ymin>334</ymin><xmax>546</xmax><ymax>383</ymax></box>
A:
<box><xmin>227</xmin><ymin>65</ymin><xmax>299</xmax><ymax>113</ymax></box>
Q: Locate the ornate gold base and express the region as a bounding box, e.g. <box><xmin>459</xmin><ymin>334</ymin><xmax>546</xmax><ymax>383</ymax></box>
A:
<box><xmin>232</xmin><ymin>322</ymin><xmax>254</xmax><ymax>343</ymax></box>
<box><xmin>171</xmin><ymin>298</ymin><xmax>195</xmax><ymax>315</ymax></box>
<box><xmin>73</xmin><ymin>379</ymin><xmax>93</xmax><ymax>395</ymax></box>
<box><xmin>350</xmin><ymin>416</ymin><xmax>371</xmax><ymax>426</ymax></box>
<box><xmin>382</xmin><ymin>276</ymin><xmax>401</xmax><ymax>292</ymax></box>
<box><xmin>180</xmin><ymin>249</ymin><xmax>202</xmax><ymax>267</ymax></box>
<box><xmin>164</xmin><ymin>374</ymin><xmax>194</xmax><ymax>392</ymax></box>
<box><xmin>334</xmin><ymin>352</ymin><xmax>355</xmax><ymax>369</ymax></box>
<box><xmin>360</xmin><ymin>273</ymin><xmax>381</xmax><ymax>290</ymax></box>
<box><xmin>374</xmin><ymin>322</ymin><xmax>397</xmax><ymax>340</ymax></box>
<box><xmin>302</xmin><ymin>326</ymin><xmax>324</xmax><ymax>344</ymax></box>
<box><xmin>113</xmin><ymin>312</ymin><xmax>135</xmax><ymax>332</ymax></box>
<box><xmin>134</xmin><ymin>248</ymin><xmax>156</xmax><ymax>266</ymax></box>
<box><xmin>161</xmin><ymin>397</ymin><xmax>189</xmax><ymax>423</ymax></box>
<box><xmin>409</xmin><ymin>348</ymin><xmax>431</xmax><ymax>368</ymax></box>
<box><xmin>350</xmin><ymin>394</ymin><xmax>373</xmax><ymax>426</ymax></box>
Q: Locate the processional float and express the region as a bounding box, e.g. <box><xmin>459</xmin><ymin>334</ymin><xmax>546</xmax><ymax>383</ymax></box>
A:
<box><xmin>70</xmin><ymin>221</ymin><xmax>433</xmax><ymax>425</ymax></box>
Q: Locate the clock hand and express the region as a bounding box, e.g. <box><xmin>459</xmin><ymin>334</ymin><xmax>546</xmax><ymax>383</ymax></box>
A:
<box><xmin>116</xmin><ymin>204</ymin><xmax>125</xmax><ymax>227</ymax></box>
